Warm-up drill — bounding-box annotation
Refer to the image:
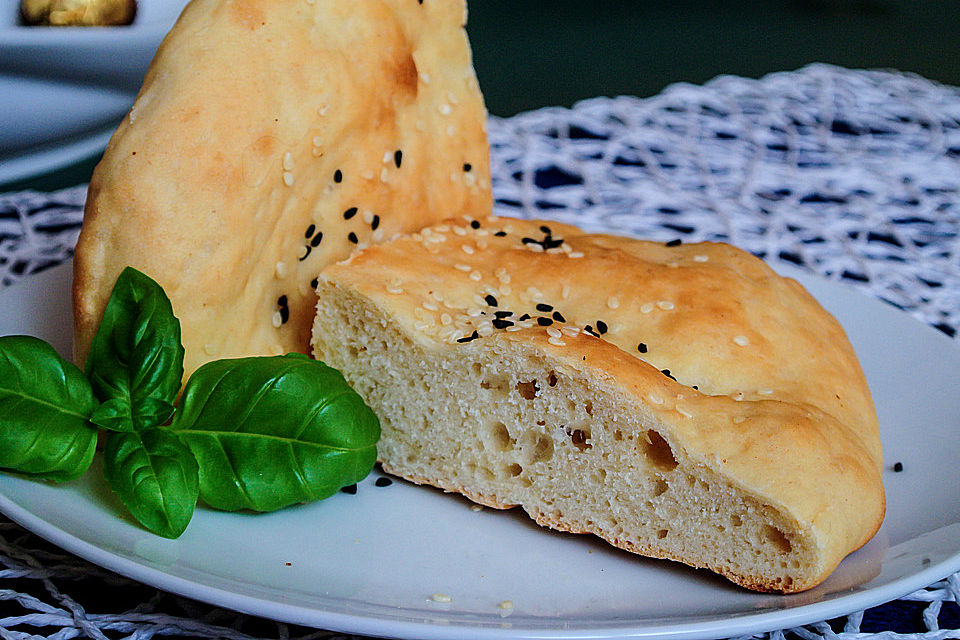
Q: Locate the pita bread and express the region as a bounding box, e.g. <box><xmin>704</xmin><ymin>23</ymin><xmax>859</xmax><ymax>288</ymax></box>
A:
<box><xmin>311</xmin><ymin>215</ymin><xmax>884</xmax><ymax>592</ymax></box>
<box><xmin>73</xmin><ymin>0</ymin><xmax>491</xmax><ymax>377</ymax></box>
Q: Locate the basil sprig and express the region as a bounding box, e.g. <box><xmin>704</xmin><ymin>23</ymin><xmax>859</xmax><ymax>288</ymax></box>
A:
<box><xmin>0</xmin><ymin>267</ymin><xmax>380</xmax><ymax>539</ymax></box>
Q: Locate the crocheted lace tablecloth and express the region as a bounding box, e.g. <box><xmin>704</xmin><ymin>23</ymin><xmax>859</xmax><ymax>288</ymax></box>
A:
<box><xmin>1</xmin><ymin>64</ymin><xmax>959</xmax><ymax>639</ymax></box>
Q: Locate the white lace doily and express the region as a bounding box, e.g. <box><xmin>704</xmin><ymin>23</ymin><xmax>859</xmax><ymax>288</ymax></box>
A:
<box><xmin>2</xmin><ymin>64</ymin><xmax>959</xmax><ymax>639</ymax></box>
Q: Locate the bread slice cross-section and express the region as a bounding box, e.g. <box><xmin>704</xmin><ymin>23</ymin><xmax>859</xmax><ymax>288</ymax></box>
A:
<box><xmin>311</xmin><ymin>215</ymin><xmax>885</xmax><ymax>593</ymax></box>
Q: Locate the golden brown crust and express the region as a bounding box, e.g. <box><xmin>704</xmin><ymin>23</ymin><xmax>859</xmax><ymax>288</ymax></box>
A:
<box><xmin>317</xmin><ymin>215</ymin><xmax>885</xmax><ymax>592</ymax></box>
<box><xmin>73</xmin><ymin>0</ymin><xmax>491</xmax><ymax>376</ymax></box>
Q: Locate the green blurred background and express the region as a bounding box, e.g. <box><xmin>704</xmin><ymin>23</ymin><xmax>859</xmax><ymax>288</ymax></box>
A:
<box><xmin>7</xmin><ymin>0</ymin><xmax>960</xmax><ymax>191</ymax></box>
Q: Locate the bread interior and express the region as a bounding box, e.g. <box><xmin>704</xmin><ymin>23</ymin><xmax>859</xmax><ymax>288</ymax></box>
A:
<box><xmin>312</xmin><ymin>285</ymin><xmax>816</xmax><ymax>593</ymax></box>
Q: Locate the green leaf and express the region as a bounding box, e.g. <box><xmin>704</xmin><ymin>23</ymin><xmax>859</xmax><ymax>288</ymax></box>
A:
<box><xmin>103</xmin><ymin>428</ymin><xmax>199</xmax><ymax>538</ymax></box>
<box><xmin>0</xmin><ymin>335</ymin><xmax>98</xmax><ymax>481</ymax></box>
<box><xmin>170</xmin><ymin>354</ymin><xmax>380</xmax><ymax>512</ymax></box>
<box><xmin>85</xmin><ymin>267</ymin><xmax>183</xmax><ymax>432</ymax></box>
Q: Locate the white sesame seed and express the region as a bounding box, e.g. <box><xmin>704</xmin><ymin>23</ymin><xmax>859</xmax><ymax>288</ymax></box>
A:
<box><xmin>470</xmin><ymin>504</ymin><xmax>483</xmax><ymax>512</ymax></box>
<box><xmin>380</xmin><ymin>168</ymin><xmax>390</xmax><ymax>182</ymax></box>
<box><xmin>568</xmin><ymin>251</ymin><xmax>584</xmax><ymax>258</ymax></box>
<box><xmin>435</xmin><ymin>225</ymin><xmax>450</xmax><ymax>232</ymax></box>
<box><xmin>464</xmin><ymin>172</ymin><xmax>477</xmax><ymax>187</ymax></box>
<box><xmin>203</xmin><ymin>343</ymin><xmax>218</xmax><ymax>356</ymax></box>
<box><xmin>382</xmin><ymin>151</ymin><xmax>392</xmax><ymax>164</ymax></box>
<box><xmin>430</xmin><ymin>593</ymin><xmax>451</xmax><ymax>603</ymax></box>
<box><xmin>758</xmin><ymin>388</ymin><xmax>774</xmax><ymax>395</ymax></box>
<box><xmin>431</xmin><ymin>291</ymin><xmax>444</xmax><ymax>302</ymax></box>
<box><xmin>448</xmin><ymin>91</ymin><xmax>459</xmax><ymax>105</ymax></box>
<box><xmin>548</xmin><ymin>337</ymin><xmax>566</xmax><ymax>347</ymax></box>
<box><xmin>506</xmin><ymin>325</ymin><xmax>522</xmax><ymax>332</ymax></box>
<box><xmin>478</xmin><ymin>323</ymin><xmax>494</xmax><ymax>337</ymax></box>
<box><xmin>527</xmin><ymin>286</ymin><xmax>543</xmax><ymax>300</ymax></box>
<box><xmin>455</xmin><ymin>263</ymin><xmax>472</xmax><ymax>272</ymax></box>
<box><xmin>467</xmin><ymin>306</ymin><xmax>483</xmax><ymax>317</ymax></box>
<box><xmin>469</xmin><ymin>270</ymin><xmax>482</xmax><ymax>281</ymax></box>
<box><xmin>441</xmin><ymin>313</ymin><xmax>453</xmax><ymax>326</ymax></box>
<box><xmin>272</xmin><ymin>311</ymin><xmax>283</xmax><ymax>328</ymax></box>
<box><xmin>282</xmin><ymin>171</ymin><xmax>295</xmax><ymax>186</ymax></box>
<box><xmin>693</xmin><ymin>255</ymin><xmax>709</xmax><ymax>262</ymax></box>
<box><xmin>733</xmin><ymin>335</ymin><xmax>750</xmax><ymax>347</ymax></box>
<box><xmin>461</xmin><ymin>244</ymin><xmax>475</xmax><ymax>255</ymax></box>
<box><xmin>676</xmin><ymin>405</ymin><xmax>693</xmax><ymax>418</ymax></box>
<box><xmin>547</xmin><ymin>327</ymin><xmax>562</xmax><ymax>338</ymax></box>
<box><xmin>414</xmin><ymin>321</ymin><xmax>430</xmax><ymax>332</ymax></box>
<box><xmin>607</xmin><ymin>295</ymin><xmax>621</xmax><ymax>309</ymax></box>
<box><xmin>361</xmin><ymin>170</ymin><xmax>375</xmax><ymax>180</ymax></box>
<box><xmin>419</xmin><ymin>72</ymin><xmax>431</xmax><ymax>84</ymax></box>
<box><xmin>446</xmin><ymin>125</ymin><xmax>456</xmax><ymax>136</ymax></box>
<box><xmin>640</xmin><ymin>302</ymin><xmax>654</xmax><ymax>314</ymax></box>
<box><xmin>453</xmin><ymin>226</ymin><xmax>467</xmax><ymax>236</ymax></box>
<box><xmin>275</xmin><ymin>261</ymin><xmax>287</xmax><ymax>278</ymax></box>
<box><xmin>362</xmin><ymin>209</ymin><xmax>374</xmax><ymax>224</ymax></box>
<box><xmin>386</xmin><ymin>284</ymin><xmax>404</xmax><ymax>295</ymax></box>
<box><xmin>561</xmin><ymin>326</ymin><xmax>580</xmax><ymax>337</ymax></box>
<box><xmin>657</xmin><ymin>300</ymin><xmax>674</xmax><ymax>310</ymax></box>
<box><xmin>648</xmin><ymin>392</ymin><xmax>664</xmax><ymax>405</ymax></box>
<box><xmin>438</xmin><ymin>103</ymin><xmax>452</xmax><ymax>115</ymax></box>
<box><xmin>282</xmin><ymin>152</ymin><xmax>294</xmax><ymax>171</ymax></box>
<box><xmin>312</xmin><ymin>135</ymin><xmax>323</xmax><ymax>147</ymax></box>
<box><xmin>562</xmin><ymin>284</ymin><xmax>571</xmax><ymax>299</ymax></box>
<box><xmin>500</xmin><ymin>285</ymin><xmax>512</xmax><ymax>295</ymax></box>
<box><xmin>476</xmin><ymin>239</ymin><xmax>488</xmax><ymax>250</ymax></box>
<box><xmin>495</xmin><ymin>268</ymin><xmax>510</xmax><ymax>283</ymax></box>
<box><xmin>422</xmin><ymin>301</ymin><xmax>439</xmax><ymax>311</ymax></box>
<box><xmin>527</xmin><ymin>243</ymin><xmax>545</xmax><ymax>253</ymax></box>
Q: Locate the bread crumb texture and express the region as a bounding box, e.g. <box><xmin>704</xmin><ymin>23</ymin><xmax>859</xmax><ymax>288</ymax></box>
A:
<box><xmin>73</xmin><ymin>0</ymin><xmax>491</xmax><ymax>378</ymax></box>
<box><xmin>312</xmin><ymin>216</ymin><xmax>885</xmax><ymax>593</ymax></box>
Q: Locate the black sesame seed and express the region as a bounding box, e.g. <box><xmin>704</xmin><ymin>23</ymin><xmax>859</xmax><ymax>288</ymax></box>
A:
<box><xmin>492</xmin><ymin>318</ymin><xmax>514</xmax><ymax>329</ymax></box>
<box><xmin>375</xmin><ymin>477</ymin><xmax>393</xmax><ymax>487</ymax></box>
<box><xmin>463</xmin><ymin>163</ymin><xmax>472</xmax><ymax>172</ymax></box>
<box><xmin>310</xmin><ymin>277</ymin><xmax>319</xmax><ymax>289</ymax></box>
<box><xmin>518</xmin><ymin>313</ymin><xmax>531</xmax><ymax>321</ymax></box>
<box><xmin>536</xmin><ymin>303</ymin><xmax>553</xmax><ymax>312</ymax></box>
<box><xmin>279</xmin><ymin>306</ymin><xmax>289</xmax><ymax>324</ymax></box>
<box><xmin>371</xmin><ymin>214</ymin><xmax>380</xmax><ymax>230</ymax></box>
<box><xmin>537</xmin><ymin>317</ymin><xmax>553</xmax><ymax>327</ymax></box>
<box><xmin>484</xmin><ymin>294</ymin><xmax>498</xmax><ymax>307</ymax></box>
<box><xmin>692</xmin><ymin>385</ymin><xmax>699</xmax><ymax>390</ymax></box>
<box><xmin>343</xmin><ymin>207</ymin><xmax>358</xmax><ymax>220</ymax></box>
<box><xmin>394</xmin><ymin>149</ymin><xmax>403</xmax><ymax>168</ymax></box>
<box><xmin>540</xmin><ymin>225</ymin><xmax>552</xmax><ymax>235</ymax></box>
<box><xmin>494</xmin><ymin>310</ymin><xmax>513</xmax><ymax>318</ymax></box>
<box><xmin>305</xmin><ymin>224</ymin><xmax>316</xmax><ymax>238</ymax></box>
<box><xmin>299</xmin><ymin>246</ymin><xmax>312</xmax><ymax>262</ymax></box>
<box><xmin>661</xmin><ymin>369</ymin><xmax>677</xmax><ymax>381</ymax></box>
<box><xmin>310</xmin><ymin>232</ymin><xmax>324</xmax><ymax>247</ymax></box>
<box><xmin>521</xmin><ymin>237</ymin><xmax>537</xmax><ymax>245</ymax></box>
<box><xmin>666</xmin><ymin>239</ymin><xmax>682</xmax><ymax>247</ymax></box>
<box><xmin>543</xmin><ymin>237</ymin><xmax>564</xmax><ymax>250</ymax></box>
<box><xmin>494</xmin><ymin>230</ymin><xmax>507</xmax><ymax>237</ymax></box>
<box><xmin>470</xmin><ymin>219</ymin><xmax>481</xmax><ymax>229</ymax></box>
<box><xmin>893</xmin><ymin>462</ymin><xmax>904</xmax><ymax>472</ymax></box>
<box><xmin>333</xmin><ymin>169</ymin><xmax>343</xmax><ymax>183</ymax></box>
<box><xmin>341</xmin><ymin>484</ymin><xmax>357</xmax><ymax>495</ymax></box>
<box><xmin>552</xmin><ymin>311</ymin><xmax>566</xmax><ymax>322</ymax></box>
<box><xmin>277</xmin><ymin>295</ymin><xmax>288</xmax><ymax>307</ymax></box>
<box><xmin>457</xmin><ymin>330</ymin><xmax>480</xmax><ymax>343</ymax></box>
<box><xmin>348</xmin><ymin>231</ymin><xmax>358</xmax><ymax>244</ymax></box>
<box><xmin>596</xmin><ymin>320</ymin><xmax>608</xmax><ymax>334</ymax></box>
<box><xmin>637</xmin><ymin>342</ymin><xmax>648</xmax><ymax>353</ymax></box>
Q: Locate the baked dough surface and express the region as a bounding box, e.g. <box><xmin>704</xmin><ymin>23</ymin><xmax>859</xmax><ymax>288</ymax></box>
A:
<box><xmin>73</xmin><ymin>0</ymin><xmax>491</xmax><ymax>376</ymax></box>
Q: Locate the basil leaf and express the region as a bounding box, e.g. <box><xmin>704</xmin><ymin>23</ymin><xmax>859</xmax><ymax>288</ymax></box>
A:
<box><xmin>103</xmin><ymin>428</ymin><xmax>199</xmax><ymax>538</ymax></box>
<box><xmin>0</xmin><ymin>335</ymin><xmax>98</xmax><ymax>481</ymax></box>
<box><xmin>85</xmin><ymin>267</ymin><xmax>184</xmax><ymax>432</ymax></box>
<box><xmin>171</xmin><ymin>354</ymin><xmax>379</xmax><ymax>512</ymax></box>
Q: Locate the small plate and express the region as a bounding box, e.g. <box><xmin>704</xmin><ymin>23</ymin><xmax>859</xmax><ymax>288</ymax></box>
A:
<box><xmin>1</xmin><ymin>261</ymin><xmax>959</xmax><ymax>640</ymax></box>
<box><xmin>0</xmin><ymin>0</ymin><xmax>189</xmax><ymax>184</ymax></box>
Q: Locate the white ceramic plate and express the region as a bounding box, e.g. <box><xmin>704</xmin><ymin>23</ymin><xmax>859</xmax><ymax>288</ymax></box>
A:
<box><xmin>0</xmin><ymin>0</ymin><xmax>189</xmax><ymax>184</ymax></box>
<box><xmin>1</xmin><ymin>261</ymin><xmax>959</xmax><ymax>640</ymax></box>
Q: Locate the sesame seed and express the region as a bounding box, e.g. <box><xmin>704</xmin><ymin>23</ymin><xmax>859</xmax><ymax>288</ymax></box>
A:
<box><xmin>637</xmin><ymin>343</ymin><xmax>648</xmax><ymax>353</ymax></box>
<box><xmin>536</xmin><ymin>303</ymin><xmax>554</xmax><ymax>312</ymax></box>
<box><xmin>310</xmin><ymin>277</ymin><xmax>319</xmax><ymax>289</ymax></box>
<box><xmin>310</xmin><ymin>232</ymin><xmax>323</xmax><ymax>247</ymax></box>
<box><xmin>561</xmin><ymin>284</ymin><xmax>571</xmax><ymax>299</ymax></box>
<box><xmin>380</xmin><ymin>168</ymin><xmax>390</xmax><ymax>182</ymax></box>
<box><xmin>568</xmin><ymin>251</ymin><xmax>584</xmax><ymax>258</ymax></box>
<box><xmin>348</xmin><ymin>232</ymin><xmax>358</xmax><ymax>244</ymax></box>
<box><xmin>758</xmin><ymin>388</ymin><xmax>774</xmax><ymax>395</ymax></box>
<box><xmin>343</xmin><ymin>207</ymin><xmax>358</xmax><ymax>220</ymax></box>
<box><xmin>657</xmin><ymin>301</ymin><xmax>675</xmax><ymax>310</ymax></box>
<box><xmin>203</xmin><ymin>343</ymin><xmax>218</xmax><ymax>356</ymax></box>
<box><xmin>552</xmin><ymin>311</ymin><xmax>566</xmax><ymax>322</ymax></box>
<box><xmin>386</xmin><ymin>284</ymin><xmax>404</xmax><ymax>294</ymax></box>
<box><xmin>394</xmin><ymin>150</ymin><xmax>403</xmax><ymax>168</ymax></box>
<box><xmin>422</xmin><ymin>301</ymin><xmax>439</xmax><ymax>311</ymax></box>
<box><xmin>462</xmin><ymin>244</ymin><xmax>475</xmax><ymax>255</ymax></box>
<box><xmin>453</xmin><ymin>226</ymin><xmax>467</xmax><ymax>236</ymax></box>
<box><xmin>470</xmin><ymin>220</ymin><xmax>481</xmax><ymax>229</ymax></box>
<box><xmin>607</xmin><ymin>296</ymin><xmax>621</xmax><ymax>309</ymax></box>
<box><xmin>648</xmin><ymin>392</ymin><xmax>664</xmax><ymax>405</ymax></box>
<box><xmin>499</xmin><ymin>601</ymin><xmax>514</xmax><ymax>610</ymax></box>
<box><xmin>640</xmin><ymin>303</ymin><xmax>654</xmax><ymax>314</ymax></box>
<box><xmin>420</xmin><ymin>71</ymin><xmax>431</xmax><ymax>84</ymax></box>
<box><xmin>537</xmin><ymin>317</ymin><xmax>553</xmax><ymax>327</ymax></box>
<box><xmin>676</xmin><ymin>405</ymin><xmax>693</xmax><ymax>418</ymax></box>
<box><xmin>455</xmin><ymin>264</ymin><xmax>471</xmax><ymax>272</ymax></box>
<box><xmin>478</xmin><ymin>323</ymin><xmax>494</xmax><ymax>337</ymax></box>
<box><xmin>596</xmin><ymin>320</ymin><xmax>608</xmax><ymax>334</ymax></box>
<box><xmin>733</xmin><ymin>335</ymin><xmax>750</xmax><ymax>346</ymax></box>
<box><xmin>693</xmin><ymin>255</ymin><xmax>709</xmax><ymax>262</ymax></box>
<box><xmin>312</xmin><ymin>135</ymin><xmax>323</xmax><ymax>147</ymax></box>
<box><xmin>547</xmin><ymin>327</ymin><xmax>562</xmax><ymax>338</ymax></box>
<box><xmin>548</xmin><ymin>337</ymin><xmax>566</xmax><ymax>347</ymax></box>
<box><xmin>282</xmin><ymin>152</ymin><xmax>294</xmax><ymax>171</ymax></box>
<box><xmin>375</xmin><ymin>477</ymin><xmax>393</xmax><ymax>487</ymax></box>
<box><xmin>430</xmin><ymin>593</ymin><xmax>451</xmax><ymax>603</ymax></box>
<box><xmin>441</xmin><ymin>313</ymin><xmax>453</xmax><ymax>325</ymax></box>
<box><xmin>413</xmin><ymin>321</ymin><xmax>429</xmax><ymax>331</ymax></box>
<box><xmin>438</xmin><ymin>103</ymin><xmax>452</xmax><ymax>115</ymax></box>
<box><xmin>361</xmin><ymin>170</ymin><xmax>374</xmax><ymax>180</ymax></box>
<box><xmin>484</xmin><ymin>294</ymin><xmax>498</xmax><ymax>307</ymax></box>
<box><xmin>463</xmin><ymin>163</ymin><xmax>473</xmax><ymax>172</ymax></box>
<box><xmin>666</xmin><ymin>239</ymin><xmax>682</xmax><ymax>247</ymax></box>
<box><xmin>275</xmin><ymin>261</ymin><xmax>287</xmax><ymax>278</ymax></box>
<box><xmin>492</xmin><ymin>318</ymin><xmax>513</xmax><ymax>329</ymax></box>
<box><xmin>494</xmin><ymin>230</ymin><xmax>507</xmax><ymax>237</ymax></box>
<box><xmin>561</xmin><ymin>326</ymin><xmax>580</xmax><ymax>337</ymax></box>
<box><xmin>271</xmin><ymin>311</ymin><xmax>283</xmax><ymax>328</ymax></box>
<box><xmin>893</xmin><ymin>462</ymin><xmax>904</xmax><ymax>472</ymax></box>
<box><xmin>282</xmin><ymin>171</ymin><xmax>295</xmax><ymax>186</ymax></box>
<box><xmin>469</xmin><ymin>270</ymin><xmax>482</xmax><ymax>281</ymax></box>
<box><xmin>333</xmin><ymin>169</ymin><xmax>342</xmax><ymax>183</ymax></box>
